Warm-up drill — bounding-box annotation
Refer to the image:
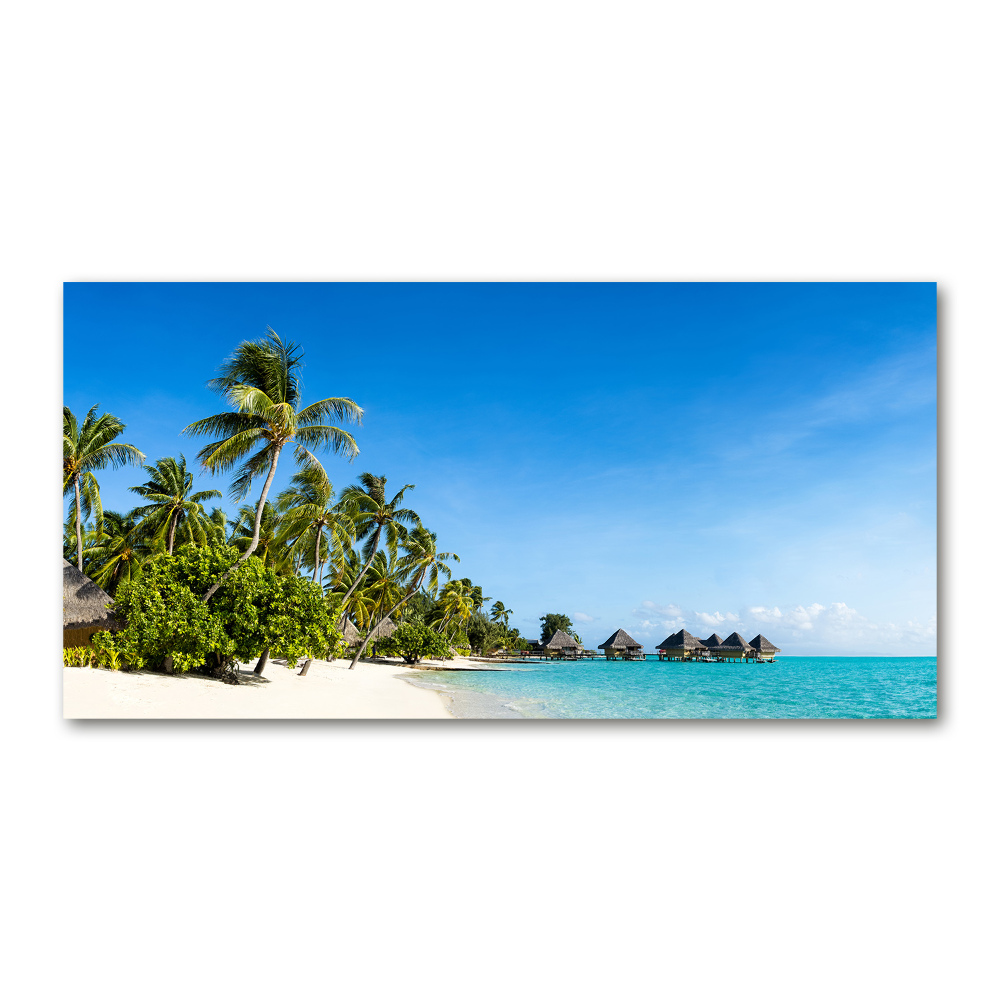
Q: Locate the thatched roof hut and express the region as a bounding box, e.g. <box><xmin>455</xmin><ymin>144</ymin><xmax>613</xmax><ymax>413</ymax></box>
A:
<box><xmin>369</xmin><ymin>618</ymin><xmax>397</xmax><ymax>640</ymax></box>
<box><xmin>543</xmin><ymin>629</ymin><xmax>583</xmax><ymax>656</ymax></box>
<box><xmin>715</xmin><ymin>631</ymin><xmax>753</xmax><ymax>659</ymax></box>
<box><xmin>749</xmin><ymin>634</ymin><xmax>780</xmax><ymax>660</ymax></box>
<box><xmin>656</xmin><ymin>629</ymin><xmax>704</xmax><ymax>650</ymax></box>
<box><xmin>598</xmin><ymin>628</ymin><xmax>644</xmax><ymax>659</ymax></box>
<box><xmin>337</xmin><ymin>616</ymin><xmax>361</xmax><ymax>645</ymax></box>
<box><xmin>701</xmin><ymin>633</ymin><xmax>724</xmax><ymax>649</ymax></box>
<box><xmin>63</xmin><ymin>558</ymin><xmax>118</xmax><ymax>648</ymax></box>
<box><xmin>656</xmin><ymin>629</ymin><xmax>707</xmax><ymax>659</ymax></box>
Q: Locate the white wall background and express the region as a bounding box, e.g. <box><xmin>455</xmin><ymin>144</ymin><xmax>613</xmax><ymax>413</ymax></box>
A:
<box><xmin>3</xmin><ymin>2</ymin><xmax>994</xmax><ymax>998</ymax></box>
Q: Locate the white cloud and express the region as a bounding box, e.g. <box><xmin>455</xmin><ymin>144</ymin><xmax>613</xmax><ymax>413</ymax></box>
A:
<box><xmin>573</xmin><ymin>612</ymin><xmax>596</xmax><ymax>623</ymax></box>
<box><xmin>693</xmin><ymin>610</ymin><xmax>741</xmax><ymax>629</ymax></box>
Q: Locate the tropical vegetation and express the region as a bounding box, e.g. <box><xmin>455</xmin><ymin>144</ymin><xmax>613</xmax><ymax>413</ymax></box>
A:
<box><xmin>68</xmin><ymin>328</ymin><xmax>529</xmax><ymax>680</ymax></box>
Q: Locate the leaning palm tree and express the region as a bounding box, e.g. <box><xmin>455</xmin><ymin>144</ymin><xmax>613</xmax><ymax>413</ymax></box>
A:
<box><xmin>277</xmin><ymin>465</ymin><xmax>355</xmax><ymax>585</ymax></box>
<box><xmin>183</xmin><ymin>328</ymin><xmax>363</xmax><ymax>601</ymax></box>
<box><xmin>349</xmin><ymin>526</ymin><xmax>458</xmax><ymax>669</ymax></box>
<box><xmin>336</xmin><ymin>473</ymin><xmax>419</xmax><ymax>608</ymax></box>
<box><xmin>63</xmin><ymin>405</ymin><xmax>145</xmax><ymax>571</ymax></box>
<box><xmin>129</xmin><ymin>455</ymin><xmax>222</xmax><ymax>555</ymax></box>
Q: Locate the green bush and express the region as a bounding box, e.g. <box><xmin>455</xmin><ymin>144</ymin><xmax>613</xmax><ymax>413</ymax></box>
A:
<box><xmin>381</xmin><ymin>623</ymin><xmax>451</xmax><ymax>665</ymax></box>
<box><xmin>89</xmin><ymin>544</ymin><xmax>342</xmax><ymax>674</ymax></box>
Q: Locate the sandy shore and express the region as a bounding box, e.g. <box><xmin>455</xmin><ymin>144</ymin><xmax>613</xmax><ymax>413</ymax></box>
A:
<box><xmin>63</xmin><ymin>656</ymin><xmax>459</xmax><ymax>719</ymax></box>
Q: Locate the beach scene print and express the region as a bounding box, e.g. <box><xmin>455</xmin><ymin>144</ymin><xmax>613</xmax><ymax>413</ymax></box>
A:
<box><xmin>63</xmin><ymin>282</ymin><xmax>937</xmax><ymax>719</ymax></box>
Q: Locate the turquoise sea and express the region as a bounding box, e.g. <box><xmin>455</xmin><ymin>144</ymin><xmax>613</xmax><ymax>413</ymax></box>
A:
<box><xmin>412</xmin><ymin>656</ymin><xmax>938</xmax><ymax>719</ymax></box>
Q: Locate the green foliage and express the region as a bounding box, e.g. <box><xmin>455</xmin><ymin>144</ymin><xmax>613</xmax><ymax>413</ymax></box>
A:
<box><xmin>511</xmin><ymin>636</ymin><xmax>530</xmax><ymax>651</ymax></box>
<box><xmin>62</xmin><ymin>646</ymin><xmax>94</xmax><ymax>668</ymax></box>
<box><xmin>380</xmin><ymin>623</ymin><xmax>451</xmax><ymax>665</ymax></box>
<box><xmin>91</xmin><ymin>544</ymin><xmax>342</xmax><ymax>673</ymax></box>
<box><xmin>466</xmin><ymin>611</ymin><xmax>506</xmax><ymax>654</ymax></box>
<box><xmin>90</xmin><ymin>632</ymin><xmax>121</xmax><ymax>670</ymax></box>
<box><xmin>539</xmin><ymin>613</ymin><xmax>574</xmax><ymax>644</ymax></box>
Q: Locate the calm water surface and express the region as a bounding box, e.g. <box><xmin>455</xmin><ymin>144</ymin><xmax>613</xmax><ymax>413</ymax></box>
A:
<box><xmin>416</xmin><ymin>656</ymin><xmax>937</xmax><ymax>719</ymax></box>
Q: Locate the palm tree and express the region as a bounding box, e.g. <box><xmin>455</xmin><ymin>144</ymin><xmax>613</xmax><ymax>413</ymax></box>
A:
<box><xmin>129</xmin><ymin>455</ymin><xmax>222</xmax><ymax>555</ymax></box>
<box><xmin>229</xmin><ymin>501</ymin><xmax>293</xmax><ymax>573</ymax></box>
<box><xmin>336</xmin><ymin>473</ymin><xmax>419</xmax><ymax>607</ymax></box>
<box><xmin>276</xmin><ymin>465</ymin><xmax>355</xmax><ymax>585</ymax></box>
<box><xmin>432</xmin><ymin>579</ymin><xmax>474</xmax><ymax>634</ymax></box>
<box><xmin>63</xmin><ymin>405</ymin><xmax>145</xmax><ymax>571</ymax></box>
<box><xmin>85</xmin><ymin>510</ymin><xmax>151</xmax><ymax>595</ymax></box>
<box><xmin>183</xmin><ymin>328</ymin><xmax>362</xmax><ymax>601</ymax></box>
<box><xmin>203</xmin><ymin>507</ymin><xmax>230</xmax><ymax>547</ymax></box>
<box><xmin>349</xmin><ymin>526</ymin><xmax>458</xmax><ymax>669</ymax></box>
<box><xmin>490</xmin><ymin>600</ymin><xmax>512</xmax><ymax>630</ymax></box>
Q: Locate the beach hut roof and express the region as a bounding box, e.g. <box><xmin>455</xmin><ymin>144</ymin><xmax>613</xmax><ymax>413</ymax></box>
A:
<box><xmin>749</xmin><ymin>634</ymin><xmax>780</xmax><ymax>652</ymax></box>
<box><xmin>655</xmin><ymin>631</ymin><xmax>679</xmax><ymax>649</ymax></box>
<box><xmin>598</xmin><ymin>628</ymin><xmax>643</xmax><ymax>650</ymax></box>
<box><xmin>656</xmin><ymin>629</ymin><xmax>706</xmax><ymax>650</ymax></box>
<box><xmin>369</xmin><ymin>618</ymin><xmax>397</xmax><ymax>639</ymax></box>
<box><xmin>337</xmin><ymin>616</ymin><xmax>361</xmax><ymax>644</ymax></box>
<box><xmin>63</xmin><ymin>558</ymin><xmax>118</xmax><ymax>631</ymax></box>
<box><xmin>544</xmin><ymin>629</ymin><xmax>582</xmax><ymax>649</ymax></box>
<box><xmin>718</xmin><ymin>631</ymin><xmax>752</xmax><ymax>651</ymax></box>
<box><xmin>701</xmin><ymin>633</ymin><xmax>724</xmax><ymax>647</ymax></box>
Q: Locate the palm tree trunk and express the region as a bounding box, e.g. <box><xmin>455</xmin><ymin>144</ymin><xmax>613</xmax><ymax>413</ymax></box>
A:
<box><xmin>202</xmin><ymin>445</ymin><xmax>283</xmax><ymax>602</ymax></box>
<box><xmin>254</xmin><ymin>648</ymin><xmax>269</xmax><ymax>676</ymax></box>
<box><xmin>167</xmin><ymin>509</ymin><xmax>178</xmax><ymax>555</ymax></box>
<box><xmin>349</xmin><ymin>569</ymin><xmax>426</xmax><ymax>669</ymax></box>
<box><xmin>339</xmin><ymin>526</ymin><xmax>381</xmax><ymax>607</ymax></box>
<box><xmin>313</xmin><ymin>526</ymin><xmax>322</xmax><ymax>584</ymax></box>
<box><xmin>74</xmin><ymin>477</ymin><xmax>84</xmax><ymax>572</ymax></box>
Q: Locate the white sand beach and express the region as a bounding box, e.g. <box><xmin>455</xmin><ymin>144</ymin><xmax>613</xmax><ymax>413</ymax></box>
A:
<box><xmin>63</xmin><ymin>657</ymin><xmax>461</xmax><ymax>719</ymax></box>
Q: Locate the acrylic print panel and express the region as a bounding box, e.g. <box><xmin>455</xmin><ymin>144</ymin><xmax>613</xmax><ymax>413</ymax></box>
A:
<box><xmin>62</xmin><ymin>282</ymin><xmax>937</xmax><ymax>719</ymax></box>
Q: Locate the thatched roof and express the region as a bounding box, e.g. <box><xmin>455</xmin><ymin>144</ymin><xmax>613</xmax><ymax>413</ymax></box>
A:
<box><xmin>598</xmin><ymin>628</ymin><xmax>643</xmax><ymax>650</ymax></box>
<box><xmin>701</xmin><ymin>633</ymin><xmax>724</xmax><ymax>648</ymax></box>
<box><xmin>543</xmin><ymin>629</ymin><xmax>582</xmax><ymax>650</ymax></box>
<box><xmin>657</xmin><ymin>629</ymin><xmax>706</xmax><ymax>650</ymax></box>
<box><xmin>655</xmin><ymin>631</ymin><xmax>679</xmax><ymax>649</ymax></box>
<box><xmin>63</xmin><ymin>559</ymin><xmax>118</xmax><ymax>631</ymax></box>
<box><xmin>718</xmin><ymin>631</ymin><xmax>752</xmax><ymax>651</ymax></box>
<box><xmin>337</xmin><ymin>616</ymin><xmax>361</xmax><ymax>644</ymax></box>
<box><xmin>749</xmin><ymin>634</ymin><xmax>780</xmax><ymax>652</ymax></box>
<box><xmin>369</xmin><ymin>618</ymin><xmax>397</xmax><ymax>640</ymax></box>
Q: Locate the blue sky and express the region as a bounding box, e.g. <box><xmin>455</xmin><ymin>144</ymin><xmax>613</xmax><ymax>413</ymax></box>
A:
<box><xmin>63</xmin><ymin>282</ymin><xmax>937</xmax><ymax>655</ymax></box>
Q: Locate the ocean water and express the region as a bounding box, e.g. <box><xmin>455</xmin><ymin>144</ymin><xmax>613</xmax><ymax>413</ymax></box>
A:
<box><xmin>413</xmin><ymin>656</ymin><xmax>937</xmax><ymax>719</ymax></box>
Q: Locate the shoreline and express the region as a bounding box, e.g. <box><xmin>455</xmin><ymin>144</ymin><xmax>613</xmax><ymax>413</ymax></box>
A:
<box><xmin>401</xmin><ymin>673</ymin><xmax>529</xmax><ymax>719</ymax></box>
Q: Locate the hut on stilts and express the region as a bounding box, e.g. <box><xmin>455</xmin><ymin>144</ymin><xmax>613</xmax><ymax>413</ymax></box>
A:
<box><xmin>714</xmin><ymin>632</ymin><xmax>753</xmax><ymax>660</ymax></box>
<box><xmin>543</xmin><ymin>629</ymin><xmax>584</xmax><ymax>659</ymax></box>
<box><xmin>749</xmin><ymin>634</ymin><xmax>781</xmax><ymax>661</ymax></box>
<box><xmin>656</xmin><ymin>629</ymin><xmax>707</xmax><ymax>661</ymax></box>
<box><xmin>597</xmin><ymin>628</ymin><xmax>645</xmax><ymax>660</ymax></box>
<box><xmin>63</xmin><ymin>558</ymin><xmax>118</xmax><ymax>648</ymax></box>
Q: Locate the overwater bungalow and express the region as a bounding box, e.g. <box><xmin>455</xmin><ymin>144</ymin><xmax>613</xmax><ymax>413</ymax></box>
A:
<box><xmin>656</xmin><ymin>629</ymin><xmax>707</xmax><ymax>661</ymax></box>
<box><xmin>749</xmin><ymin>634</ymin><xmax>781</xmax><ymax>661</ymax></box>
<box><xmin>543</xmin><ymin>629</ymin><xmax>584</xmax><ymax>659</ymax></box>
<box><xmin>701</xmin><ymin>633</ymin><xmax>724</xmax><ymax>651</ymax></box>
<box><xmin>715</xmin><ymin>631</ymin><xmax>753</xmax><ymax>660</ymax></box>
<box><xmin>63</xmin><ymin>558</ymin><xmax>118</xmax><ymax>648</ymax></box>
<box><xmin>597</xmin><ymin>628</ymin><xmax>645</xmax><ymax>660</ymax></box>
